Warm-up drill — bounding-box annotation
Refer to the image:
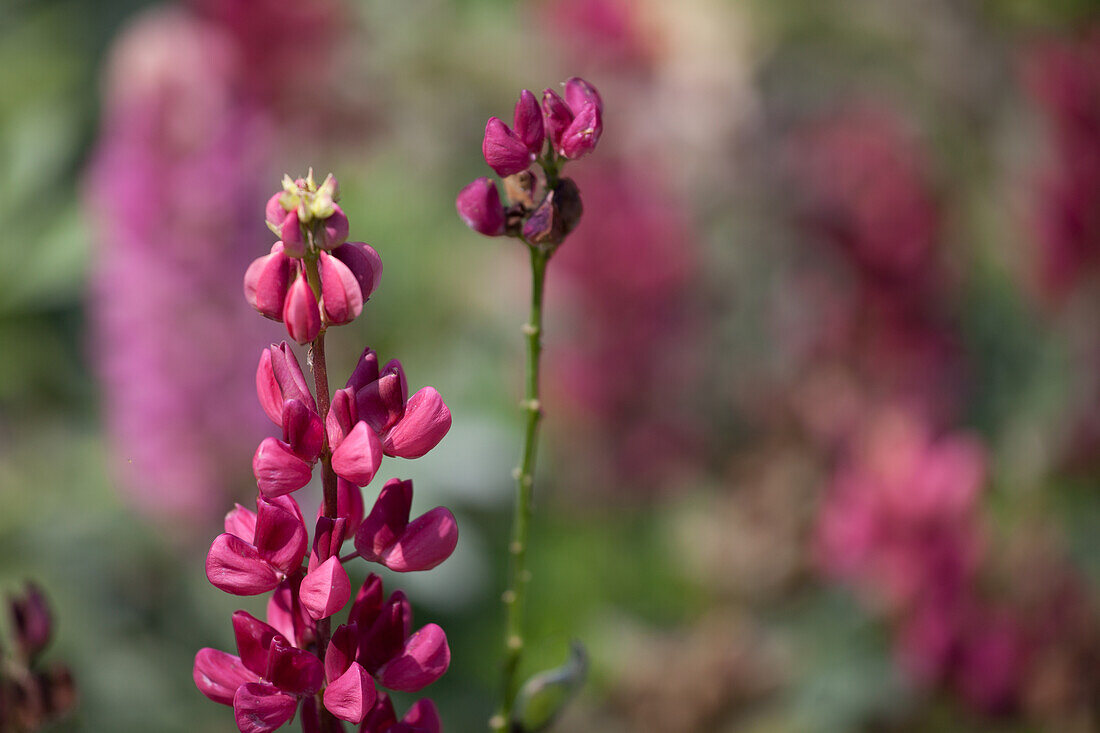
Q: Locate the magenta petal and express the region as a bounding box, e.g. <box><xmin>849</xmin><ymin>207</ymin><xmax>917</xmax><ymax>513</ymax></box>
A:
<box><xmin>310</xmin><ymin>516</ymin><xmax>348</xmax><ymax>570</ymax></box>
<box><xmin>360</xmin><ymin>692</ymin><xmax>398</xmax><ymax>732</ymax></box>
<box><xmin>456</xmin><ymin>178</ymin><xmax>505</xmax><ymax>237</ymax></box>
<box><xmin>383</xmin><ymin>507</ymin><xmax>458</xmax><ymax>573</ymax></box>
<box><xmin>345</xmin><ymin>348</ymin><xmax>380</xmax><ymax>392</ymax></box>
<box><xmin>253</xmin><ymin>438</ymin><xmax>314</xmax><ymax>497</ymax></box>
<box><xmin>244</xmin><ymin>249</ymin><xmax>292</xmax><ymax>321</ymax></box>
<box><xmin>331</xmin><ymin>422</ymin><xmax>383</xmax><ymax>486</ymax></box>
<box><xmin>542</xmin><ymin>88</ymin><xmax>574</xmax><ymax>153</ymax></box>
<box><xmin>356</xmin><ymin>361</ymin><xmax>407</xmax><ymax>433</ymax></box>
<box><xmin>514</xmin><ymin>89</ymin><xmax>545</xmax><ymax>155</ymax></box>
<box><xmin>316</xmin><ymin>205</ymin><xmax>350</xmax><ymax>250</ymax></box>
<box><xmin>401</xmin><ymin>699</ymin><xmax>442</xmax><ymax>733</ymax></box>
<box><xmin>337</xmin><ymin>478</ymin><xmax>365</xmax><ymax>537</ymax></box>
<box><xmin>266</xmin><ymin>193</ymin><xmax>287</xmax><ymax>229</ymax></box>
<box><xmin>232</xmin><ymin>610</ymin><xmax>281</xmax><ymax>677</ymax></box>
<box><xmin>225</xmin><ymin>504</ymin><xmax>258</xmax><ymax>544</ymax></box>
<box><xmin>256</xmin><ymin>348</ymin><xmax>285</xmax><ymax>425</ymax></box>
<box><xmin>327</xmin><ymin>387</ymin><xmax>358</xmax><ymax>451</ymax></box>
<box><xmin>283</xmin><ymin>274</ymin><xmax>321</xmax><ymax>345</ymax></box>
<box><xmin>271</xmin><ymin>343</ymin><xmax>317</xmax><ymax>412</ymax></box>
<box><xmin>282</xmin><ymin>399</ymin><xmax>324</xmax><ymax>462</ymax></box>
<box><xmin>319</xmin><ymin>251</ymin><xmax>364</xmax><ymax>325</ymax></box>
<box><xmin>267</xmin><ymin>578</ymin><xmax>308</xmax><ymax>649</ymax></box>
<box><xmin>332</xmin><ymin>242</ymin><xmax>383</xmax><ymax>302</ymax></box>
<box><xmin>280</xmin><ymin>209</ymin><xmax>305</xmax><ymax>257</ymax></box>
<box><xmin>348</xmin><ymin>574</ymin><xmax>385</xmax><ymax>630</ymax></box>
<box><xmin>326</xmin><ymin>624</ymin><xmax>359</xmax><ymax>683</ymax></box>
<box><xmin>560</xmin><ymin>101</ymin><xmax>602</xmax><ymax>159</ymax></box>
<box><xmin>299</xmin><ymin>556</ymin><xmax>352</xmax><ymax>620</ymax></box>
<box><xmin>359</xmin><ymin>592</ymin><xmax>411</xmax><ymax>675</ymax></box>
<box><xmin>355</xmin><ymin>478</ymin><xmax>413</xmax><ymax>563</ymax></box>
<box><xmin>382</xmin><ymin>387</ymin><xmax>451</xmax><ymax>459</ymax></box>
<box><xmin>377</xmin><ymin>624</ymin><xmax>451</xmax><ymax>692</ymax></box>
<box><xmin>324</xmin><ymin>662</ymin><xmax>377</xmax><ymax>724</ymax></box>
<box><xmin>233</xmin><ymin>682</ymin><xmax>299</xmax><ymax>733</ymax></box>
<box><xmin>193</xmin><ymin>648</ymin><xmax>258</xmax><ymax>706</ymax></box>
<box><xmin>254</xmin><ymin>497</ymin><xmax>308</xmax><ymax>575</ymax></box>
<box><xmin>564</xmin><ymin>76</ymin><xmax>603</xmax><ymax>115</ymax></box>
<box><xmin>482</xmin><ymin>116</ymin><xmax>534</xmax><ymax>177</ymax></box>
<box><xmin>206</xmin><ymin>534</ymin><xmax>279</xmax><ymax>596</ymax></box>
<box><xmin>267</xmin><ymin>635</ymin><xmax>324</xmax><ymax>695</ymax></box>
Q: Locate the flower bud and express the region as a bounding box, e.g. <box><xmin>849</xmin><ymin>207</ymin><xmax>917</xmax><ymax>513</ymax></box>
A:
<box><xmin>542</xmin><ymin>89</ymin><xmax>574</xmax><ymax>154</ymax></box>
<box><xmin>346</xmin><ymin>347</ymin><xmax>381</xmax><ymax>393</ymax></box>
<box><xmin>319</xmin><ymin>251</ymin><xmax>363</xmax><ymax>325</ymax></box>
<box><xmin>560</xmin><ymin>101</ymin><xmax>602</xmax><ymax>159</ymax></box>
<box><xmin>283</xmin><ymin>274</ymin><xmax>321</xmax><ymax>344</ymax></box>
<box><xmin>315</xmin><ymin>205</ymin><xmax>350</xmax><ymax>250</ymax></box>
<box><xmin>357</xmin><ymin>360</ymin><xmax>408</xmax><ymax>434</ymax></box>
<box><xmin>280</xmin><ymin>209</ymin><xmax>306</xmax><ymax>258</ymax></box>
<box><xmin>282</xmin><ymin>398</ymin><xmax>323</xmax><ymax>462</ymax></box>
<box><xmin>257</xmin><ymin>342</ymin><xmax>317</xmax><ymax>425</ymax></box>
<box><xmin>564</xmin><ymin>77</ymin><xmax>603</xmax><ymax>115</ymax></box>
<box><xmin>456</xmin><ymin>178</ymin><xmax>506</xmax><ymax>236</ymax></box>
<box><xmin>243</xmin><ymin>244</ymin><xmax>293</xmax><ymax>321</ymax></box>
<box><xmin>514</xmin><ymin>89</ymin><xmax>545</xmax><ymax>156</ymax></box>
<box><xmin>332</xmin><ymin>242</ymin><xmax>383</xmax><ymax>302</ymax></box>
<box><xmin>266</xmin><ymin>192</ymin><xmax>289</xmax><ymax>232</ymax></box>
<box><xmin>253</xmin><ymin>437</ymin><xmax>314</xmax><ymax>497</ymax></box>
<box><xmin>483</xmin><ymin>117</ymin><xmax>534</xmax><ymax>177</ymax></box>
<box><xmin>9</xmin><ymin>583</ymin><xmax>51</xmax><ymax>660</ymax></box>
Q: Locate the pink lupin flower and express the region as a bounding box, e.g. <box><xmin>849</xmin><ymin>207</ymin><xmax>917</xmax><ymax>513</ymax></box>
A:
<box><xmin>482</xmin><ymin>117</ymin><xmax>534</xmax><ymax>177</ymax></box>
<box><xmin>560</xmin><ymin>101</ymin><xmax>602</xmax><ymax>159</ymax></box>
<box><xmin>319</xmin><ymin>251</ymin><xmax>364</xmax><ymax>325</ymax></box>
<box><xmin>299</xmin><ymin>517</ymin><xmax>352</xmax><ymax>620</ymax></box>
<box><xmin>563</xmin><ymin>76</ymin><xmax>604</xmax><ymax>116</ymax></box>
<box><xmin>361</xmin><ymin>693</ymin><xmax>441</xmax><ymax>733</ymax></box>
<box><xmin>243</xmin><ymin>242</ymin><xmax>294</xmax><ymax>321</ymax></box>
<box><xmin>355</xmin><ymin>479</ymin><xmax>459</xmax><ymax>572</ymax></box>
<box><xmin>283</xmin><ymin>272</ymin><xmax>322</xmax><ymax>344</ymax></box>
<box><xmin>456</xmin><ymin>178</ymin><xmax>506</xmax><ymax>237</ymax></box>
<box><xmin>194</xmin><ymin>610</ymin><xmax>324</xmax><ymax>732</ymax></box>
<box><xmin>315</xmin><ymin>205</ymin><xmax>350</xmax><ymax>250</ymax></box>
<box><xmin>206</xmin><ymin>495</ymin><xmax>307</xmax><ymax>595</ymax></box>
<box><xmin>331</xmin><ymin>421</ymin><xmax>385</xmax><ymax>486</ymax></box>
<box><xmin>256</xmin><ymin>342</ymin><xmax>317</xmax><ymax>425</ymax></box>
<box><xmin>332</xmin><ymin>241</ymin><xmax>383</xmax><ymax>302</ymax></box>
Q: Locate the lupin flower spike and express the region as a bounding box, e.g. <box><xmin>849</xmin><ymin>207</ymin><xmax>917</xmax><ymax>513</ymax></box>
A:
<box><xmin>455</xmin><ymin>79</ymin><xmax>602</xmax><ymax>732</ymax></box>
<box><xmin>199</xmin><ymin>173</ymin><xmax>456</xmax><ymax>731</ymax></box>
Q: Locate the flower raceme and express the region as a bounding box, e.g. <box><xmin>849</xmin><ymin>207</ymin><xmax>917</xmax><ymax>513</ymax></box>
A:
<box><xmin>198</xmin><ymin>173</ymin><xmax>456</xmax><ymax>731</ymax></box>
<box><xmin>457</xmin><ymin>77</ymin><xmax>601</xmax><ymax>245</ymax></box>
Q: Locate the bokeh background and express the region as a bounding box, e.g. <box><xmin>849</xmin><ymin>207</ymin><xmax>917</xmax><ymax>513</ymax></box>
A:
<box><xmin>1</xmin><ymin>0</ymin><xmax>1099</xmax><ymax>730</ymax></box>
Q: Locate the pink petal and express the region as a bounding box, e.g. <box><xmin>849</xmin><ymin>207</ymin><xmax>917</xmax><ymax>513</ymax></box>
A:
<box><xmin>514</xmin><ymin>88</ymin><xmax>545</xmax><ymax>155</ymax></box>
<box><xmin>377</xmin><ymin>624</ymin><xmax>451</xmax><ymax>692</ymax></box>
<box><xmin>456</xmin><ymin>178</ymin><xmax>506</xmax><ymax>237</ymax></box>
<box><xmin>254</xmin><ymin>497</ymin><xmax>308</xmax><ymax>576</ymax></box>
<box><xmin>267</xmin><ymin>577</ymin><xmax>310</xmax><ymax>649</ymax></box>
<box><xmin>345</xmin><ymin>347</ymin><xmax>380</xmax><ymax>392</ymax></box>
<box><xmin>542</xmin><ymin>88</ymin><xmax>574</xmax><ymax>152</ymax></box>
<box><xmin>382</xmin><ymin>507</ymin><xmax>458</xmax><ymax>573</ymax></box>
<box><xmin>270</xmin><ymin>342</ymin><xmax>317</xmax><ymax>412</ymax></box>
<box><xmin>282</xmin><ymin>399</ymin><xmax>324</xmax><ymax>463</ymax></box>
<box><xmin>299</xmin><ymin>556</ymin><xmax>352</xmax><ymax>620</ymax></box>
<box><xmin>401</xmin><ymin>699</ymin><xmax>442</xmax><ymax>733</ymax></box>
<box><xmin>232</xmin><ymin>610</ymin><xmax>281</xmax><ymax>678</ymax></box>
<box><xmin>348</xmin><ymin>574</ymin><xmax>385</xmax><ymax>630</ymax></box>
<box><xmin>267</xmin><ymin>635</ymin><xmax>324</xmax><ymax>695</ymax></box>
<box><xmin>323</xmin><ymin>662</ymin><xmax>377</xmax><ymax>724</ymax></box>
<box><xmin>225</xmin><ymin>504</ymin><xmax>258</xmax><ymax>544</ymax></box>
<box><xmin>193</xmin><ymin>648</ymin><xmax>258</xmax><ymax>706</ymax></box>
<box><xmin>482</xmin><ymin>116</ymin><xmax>534</xmax><ymax>177</ymax></box>
<box><xmin>206</xmin><ymin>534</ymin><xmax>279</xmax><ymax>596</ymax></box>
<box><xmin>326</xmin><ymin>387</ymin><xmax>358</xmax><ymax>451</ymax></box>
<box><xmin>326</xmin><ymin>623</ymin><xmax>360</xmax><ymax>683</ymax></box>
<box><xmin>332</xmin><ymin>242</ymin><xmax>383</xmax><ymax>302</ymax></box>
<box><xmin>319</xmin><ymin>251</ymin><xmax>364</xmax><ymax>325</ymax></box>
<box><xmin>355</xmin><ymin>479</ymin><xmax>413</xmax><ymax>563</ymax></box>
<box><xmin>331</xmin><ymin>422</ymin><xmax>383</xmax><ymax>486</ymax></box>
<box><xmin>563</xmin><ymin>76</ymin><xmax>603</xmax><ymax>115</ymax></box>
<box><xmin>316</xmin><ymin>205</ymin><xmax>350</xmax><ymax>250</ymax></box>
<box><xmin>233</xmin><ymin>682</ymin><xmax>298</xmax><ymax>733</ymax></box>
<box><xmin>356</xmin><ymin>361</ymin><xmax>407</xmax><ymax>433</ymax></box>
<box><xmin>359</xmin><ymin>592</ymin><xmax>411</xmax><ymax>675</ymax></box>
<box><xmin>244</xmin><ymin>249</ymin><xmax>292</xmax><ymax>322</ymax></box>
<box><xmin>360</xmin><ymin>692</ymin><xmax>398</xmax><ymax>732</ymax></box>
<box><xmin>308</xmin><ymin>516</ymin><xmax>348</xmax><ymax>572</ymax></box>
<box><xmin>283</xmin><ymin>273</ymin><xmax>321</xmax><ymax>345</ymax></box>
<box><xmin>253</xmin><ymin>438</ymin><xmax>314</xmax><ymax>498</ymax></box>
<box><xmin>256</xmin><ymin>348</ymin><xmax>285</xmax><ymax>425</ymax></box>
<box><xmin>560</xmin><ymin>101</ymin><xmax>602</xmax><ymax>159</ymax></box>
<box><xmin>382</xmin><ymin>387</ymin><xmax>451</xmax><ymax>459</ymax></box>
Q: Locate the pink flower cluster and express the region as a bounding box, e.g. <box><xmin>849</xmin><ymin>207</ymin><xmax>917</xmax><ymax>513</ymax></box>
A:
<box><xmin>456</xmin><ymin>77</ymin><xmax>603</xmax><ymax>243</ymax></box>
<box><xmin>815</xmin><ymin>411</ymin><xmax>1030</xmax><ymax>714</ymax></box>
<box><xmin>1024</xmin><ymin>28</ymin><xmax>1100</xmax><ymax>299</ymax></box>
<box><xmin>196</xmin><ymin>175</ymin><xmax>455</xmax><ymax>732</ymax></box>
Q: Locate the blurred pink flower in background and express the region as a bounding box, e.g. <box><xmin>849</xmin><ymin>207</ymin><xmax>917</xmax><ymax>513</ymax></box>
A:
<box><xmin>547</xmin><ymin>161</ymin><xmax>703</xmax><ymax>492</ymax></box>
<box><xmin>85</xmin><ymin>0</ymin><xmax>345</xmax><ymax>528</ymax></box>
<box><xmin>1024</xmin><ymin>27</ymin><xmax>1100</xmax><ymax>300</ymax></box>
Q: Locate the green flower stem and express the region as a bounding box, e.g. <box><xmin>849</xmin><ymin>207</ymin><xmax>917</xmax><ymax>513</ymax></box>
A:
<box><xmin>493</xmin><ymin>244</ymin><xmax>550</xmax><ymax>733</ymax></box>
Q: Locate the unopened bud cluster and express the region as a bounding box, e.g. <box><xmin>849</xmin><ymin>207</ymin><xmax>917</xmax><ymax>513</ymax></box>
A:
<box><xmin>0</xmin><ymin>583</ymin><xmax>76</xmax><ymax>731</ymax></box>
<box><xmin>456</xmin><ymin>77</ymin><xmax>602</xmax><ymax>250</ymax></box>
<box><xmin>246</xmin><ymin>171</ymin><xmax>381</xmax><ymax>344</ymax></box>
<box><xmin>198</xmin><ymin>174</ymin><xmax>456</xmax><ymax>732</ymax></box>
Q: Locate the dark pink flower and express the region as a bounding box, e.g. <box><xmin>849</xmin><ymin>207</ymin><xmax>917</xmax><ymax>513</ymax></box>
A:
<box><xmin>355</xmin><ymin>479</ymin><xmax>459</xmax><ymax>572</ymax></box>
<box><xmin>206</xmin><ymin>496</ymin><xmax>308</xmax><ymax>595</ymax></box>
<box><xmin>243</xmin><ymin>243</ymin><xmax>293</xmax><ymax>321</ymax></box>
<box><xmin>283</xmin><ymin>273</ymin><xmax>322</xmax><ymax>344</ymax></box>
<box><xmin>456</xmin><ymin>178</ymin><xmax>506</xmax><ymax>237</ymax></box>
<box><xmin>482</xmin><ymin>117</ymin><xmax>534</xmax><ymax>177</ymax></box>
<box><xmin>514</xmin><ymin>89</ymin><xmax>545</xmax><ymax>156</ymax></box>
